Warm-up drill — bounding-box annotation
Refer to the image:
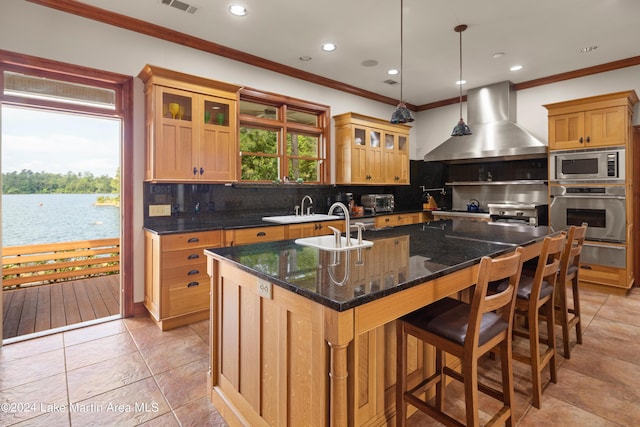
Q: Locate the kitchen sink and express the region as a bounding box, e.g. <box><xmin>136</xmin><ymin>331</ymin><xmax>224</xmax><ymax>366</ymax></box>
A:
<box><xmin>262</xmin><ymin>214</ymin><xmax>341</xmax><ymax>224</ymax></box>
<box><xmin>295</xmin><ymin>235</ymin><xmax>374</xmax><ymax>252</ymax></box>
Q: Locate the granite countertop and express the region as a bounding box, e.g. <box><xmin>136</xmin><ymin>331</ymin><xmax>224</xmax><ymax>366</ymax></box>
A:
<box><xmin>144</xmin><ymin>209</ymin><xmax>423</xmax><ymax>235</ymax></box>
<box><xmin>204</xmin><ymin>220</ymin><xmax>552</xmax><ymax>312</ymax></box>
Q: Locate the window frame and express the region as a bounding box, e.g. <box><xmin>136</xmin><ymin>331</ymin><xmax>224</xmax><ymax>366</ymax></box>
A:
<box><xmin>239</xmin><ymin>87</ymin><xmax>330</xmax><ymax>184</ymax></box>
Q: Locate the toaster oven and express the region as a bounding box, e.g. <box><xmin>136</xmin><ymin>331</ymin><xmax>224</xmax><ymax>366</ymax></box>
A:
<box><xmin>361</xmin><ymin>194</ymin><xmax>394</xmax><ymax>213</ymax></box>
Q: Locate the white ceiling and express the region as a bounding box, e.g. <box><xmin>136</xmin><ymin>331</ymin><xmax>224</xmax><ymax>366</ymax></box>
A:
<box><xmin>77</xmin><ymin>0</ymin><xmax>640</xmax><ymax>107</ymax></box>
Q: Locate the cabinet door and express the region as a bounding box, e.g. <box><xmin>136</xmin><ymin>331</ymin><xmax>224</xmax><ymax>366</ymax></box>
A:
<box><xmin>585</xmin><ymin>106</ymin><xmax>627</xmax><ymax>147</ymax></box>
<box><xmin>154</xmin><ymin>87</ymin><xmax>196</xmax><ymax>180</ymax></box>
<box><xmin>367</xmin><ymin>129</ymin><xmax>383</xmax><ymax>183</ymax></box>
<box><xmin>200</xmin><ymin>96</ymin><xmax>237</xmax><ymax>181</ymax></box>
<box><xmin>383</xmin><ymin>133</ymin><xmax>397</xmax><ymax>183</ymax></box>
<box><xmin>548</xmin><ymin>112</ymin><xmax>584</xmax><ymax>150</ymax></box>
<box><xmin>351</xmin><ymin>127</ymin><xmax>369</xmax><ymax>183</ymax></box>
<box><xmin>396</xmin><ymin>134</ymin><xmax>409</xmax><ymax>184</ymax></box>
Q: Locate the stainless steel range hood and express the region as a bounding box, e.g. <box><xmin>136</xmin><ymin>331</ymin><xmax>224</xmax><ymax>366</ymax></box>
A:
<box><xmin>424</xmin><ymin>81</ymin><xmax>547</xmax><ymax>164</ymax></box>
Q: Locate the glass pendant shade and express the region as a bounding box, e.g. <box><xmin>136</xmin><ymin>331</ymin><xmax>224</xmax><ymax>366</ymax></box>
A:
<box><xmin>391</xmin><ymin>102</ymin><xmax>415</xmax><ymax>124</ymax></box>
<box><xmin>451</xmin><ymin>118</ymin><xmax>471</xmax><ymax>136</ymax></box>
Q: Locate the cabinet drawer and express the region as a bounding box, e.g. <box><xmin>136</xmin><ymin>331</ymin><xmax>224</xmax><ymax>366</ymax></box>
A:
<box><xmin>227</xmin><ymin>226</ymin><xmax>286</xmax><ymax>246</ymax></box>
<box><xmin>161</xmin><ymin>230</ymin><xmax>222</xmax><ymax>252</ymax></box>
<box><xmin>162</xmin><ymin>264</ymin><xmax>208</xmax><ymax>285</ymax></box>
<box><xmin>165</xmin><ymin>279</ymin><xmax>209</xmax><ymax>317</ymax></box>
<box><xmin>162</xmin><ymin>248</ymin><xmax>208</xmax><ymax>268</ymax></box>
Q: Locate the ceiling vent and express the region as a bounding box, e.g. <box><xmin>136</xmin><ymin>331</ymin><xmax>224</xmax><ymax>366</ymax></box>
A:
<box><xmin>384</xmin><ymin>79</ymin><xmax>398</xmax><ymax>85</ymax></box>
<box><xmin>160</xmin><ymin>0</ymin><xmax>198</xmax><ymax>14</ymax></box>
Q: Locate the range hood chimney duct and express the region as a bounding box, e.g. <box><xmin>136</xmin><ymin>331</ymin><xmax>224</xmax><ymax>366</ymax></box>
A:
<box><xmin>424</xmin><ymin>81</ymin><xmax>547</xmax><ymax>164</ymax></box>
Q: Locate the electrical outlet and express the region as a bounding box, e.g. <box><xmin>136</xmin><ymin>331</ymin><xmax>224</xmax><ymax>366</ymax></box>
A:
<box><xmin>257</xmin><ymin>278</ymin><xmax>272</xmax><ymax>299</ymax></box>
<box><xmin>149</xmin><ymin>204</ymin><xmax>171</xmax><ymax>217</ymax></box>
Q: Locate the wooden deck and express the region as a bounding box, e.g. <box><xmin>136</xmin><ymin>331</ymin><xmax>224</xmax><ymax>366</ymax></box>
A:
<box><xmin>2</xmin><ymin>274</ymin><xmax>120</xmax><ymax>340</ymax></box>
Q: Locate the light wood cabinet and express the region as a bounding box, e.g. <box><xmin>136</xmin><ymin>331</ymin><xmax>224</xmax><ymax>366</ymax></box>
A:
<box><xmin>139</xmin><ymin>65</ymin><xmax>242</xmax><ymax>182</ymax></box>
<box><xmin>374</xmin><ymin>212</ymin><xmax>421</xmax><ymax>229</ymax></box>
<box><xmin>545</xmin><ymin>91</ymin><xmax>638</xmax><ymax>150</ymax></box>
<box><xmin>144</xmin><ymin>229</ymin><xmax>222</xmax><ymax>330</ymax></box>
<box><xmin>334</xmin><ymin>112</ymin><xmax>410</xmax><ymax>185</ymax></box>
<box><xmin>546</xmin><ymin>91</ymin><xmax>638</xmax><ymax>290</ymax></box>
<box><xmin>224</xmin><ymin>225</ymin><xmax>286</xmax><ymax>246</ymax></box>
<box><xmin>286</xmin><ymin>220</ymin><xmax>344</xmax><ymax>239</ymax></box>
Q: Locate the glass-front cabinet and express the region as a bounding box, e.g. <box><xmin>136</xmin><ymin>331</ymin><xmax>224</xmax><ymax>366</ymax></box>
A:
<box><xmin>139</xmin><ymin>65</ymin><xmax>242</xmax><ymax>182</ymax></box>
<box><xmin>334</xmin><ymin>112</ymin><xmax>410</xmax><ymax>185</ymax></box>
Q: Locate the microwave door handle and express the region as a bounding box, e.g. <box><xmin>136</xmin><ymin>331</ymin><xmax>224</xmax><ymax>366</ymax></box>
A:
<box><xmin>551</xmin><ymin>195</ymin><xmax>625</xmax><ymax>200</ymax></box>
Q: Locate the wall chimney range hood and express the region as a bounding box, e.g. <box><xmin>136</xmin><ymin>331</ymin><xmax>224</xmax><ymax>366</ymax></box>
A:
<box><xmin>424</xmin><ymin>81</ymin><xmax>547</xmax><ymax>164</ymax></box>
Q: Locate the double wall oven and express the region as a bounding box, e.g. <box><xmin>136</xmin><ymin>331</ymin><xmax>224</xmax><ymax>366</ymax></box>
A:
<box><xmin>549</xmin><ymin>147</ymin><xmax>627</xmax><ymax>268</ymax></box>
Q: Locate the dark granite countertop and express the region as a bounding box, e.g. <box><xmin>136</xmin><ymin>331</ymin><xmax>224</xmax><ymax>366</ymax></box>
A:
<box><xmin>204</xmin><ymin>220</ymin><xmax>553</xmax><ymax>312</ymax></box>
<box><xmin>144</xmin><ymin>209</ymin><xmax>423</xmax><ymax>235</ymax></box>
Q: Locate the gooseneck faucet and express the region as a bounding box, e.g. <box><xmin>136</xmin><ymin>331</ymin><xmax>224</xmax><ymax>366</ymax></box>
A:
<box><xmin>301</xmin><ymin>195</ymin><xmax>313</xmax><ymax>216</ymax></box>
<box><xmin>328</xmin><ymin>202</ymin><xmax>351</xmax><ymax>246</ymax></box>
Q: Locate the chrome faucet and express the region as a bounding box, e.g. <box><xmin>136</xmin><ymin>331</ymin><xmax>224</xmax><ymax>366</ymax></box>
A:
<box><xmin>328</xmin><ymin>202</ymin><xmax>351</xmax><ymax>246</ymax></box>
<box><xmin>300</xmin><ymin>195</ymin><xmax>313</xmax><ymax>216</ymax></box>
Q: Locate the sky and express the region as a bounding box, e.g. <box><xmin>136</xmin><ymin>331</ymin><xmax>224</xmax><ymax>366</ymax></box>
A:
<box><xmin>1</xmin><ymin>105</ymin><xmax>121</xmax><ymax>177</ymax></box>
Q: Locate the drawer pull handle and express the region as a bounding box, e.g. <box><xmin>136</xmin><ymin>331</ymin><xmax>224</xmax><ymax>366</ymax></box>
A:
<box><xmin>188</xmin><ymin>254</ymin><xmax>200</xmax><ymax>260</ymax></box>
<box><xmin>187</xmin><ymin>237</ymin><xmax>200</xmax><ymax>243</ymax></box>
<box><xmin>187</xmin><ymin>281</ymin><xmax>199</xmax><ymax>288</ymax></box>
<box><xmin>257</xmin><ymin>231</ymin><xmax>266</xmax><ymax>237</ymax></box>
<box><xmin>188</xmin><ymin>269</ymin><xmax>200</xmax><ymax>276</ymax></box>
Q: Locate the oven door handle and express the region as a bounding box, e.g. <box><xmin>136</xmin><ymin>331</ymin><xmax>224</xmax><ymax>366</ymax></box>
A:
<box><xmin>584</xmin><ymin>242</ymin><xmax>626</xmax><ymax>250</ymax></box>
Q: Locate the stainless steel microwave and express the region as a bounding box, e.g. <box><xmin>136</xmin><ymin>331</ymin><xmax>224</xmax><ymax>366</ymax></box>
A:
<box><xmin>550</xmin><ymin>147</ymin><xmax>625</xmax><ymax>182</ymax></box>
<box><xmin>361</xmin><ymin>194</ymin><xmax>394</xmax><ymax>213</ymax></box>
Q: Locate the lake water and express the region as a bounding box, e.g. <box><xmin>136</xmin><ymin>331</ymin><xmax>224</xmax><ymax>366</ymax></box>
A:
<box><xmin>2</xmin><ymin>194</ymin><xmax>120</xmax><ymax>247</ymax></box>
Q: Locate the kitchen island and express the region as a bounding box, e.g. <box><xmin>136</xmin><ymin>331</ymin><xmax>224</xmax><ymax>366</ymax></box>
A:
<box><xmin>204</xmin><ymin>220</ymin><xmax>553</xmax><ymax>426</ymax></box>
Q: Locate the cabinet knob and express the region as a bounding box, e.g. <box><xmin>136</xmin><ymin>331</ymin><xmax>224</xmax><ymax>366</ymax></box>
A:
<box><xmin>187</xmin><ymin>237</ymin><xmax>200</xmax><ymax>243</ymax></box>
<box><xmin>200</xmin><ymin>167</ymin><xmax>204</xmax><ymax>175</ymax></box>
<box><xmin>579</xmin><ymin>137</ymin><xmax>584</xmax><ymax>143</ymax></box>
<box><xmin>257</xmin><ymin>231</ymin><xmax>266</xmax><ymax>237</ymax></box>
<box><xmin>586</xmin><ymin>136</ymin><xmax>591</xmax><ymax>143</ymax></box>
<box><xmin>187</xmin><ymin>281</ymin><xmax>199</xmax><ymax>288</ymax></box>
<box><xmin>188</xmin><ymin>269</ymin><xmax>200</xmax><ymax>276</ymax></box>
<box><xmin>193</xmin><ymin>167</ymin><xmax>198</xmax><ymax>175</ymax></box>
<box><xmin>188</xmin><ymin>254</ymin><xmax>200</xmax><ymax>260</ymax></box>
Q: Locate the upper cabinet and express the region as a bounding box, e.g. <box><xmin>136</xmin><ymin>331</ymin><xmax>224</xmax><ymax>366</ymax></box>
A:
<box><xmin>334</xmin><ymin>112</ymin><xmax>410</xmax><ymax>185</ymax></box>
<box><xmin>545</xmin><ymin>91</ymin><xmax>639</xmax><ymax>151</ymax></box>
<box><xmin>139</xmin><ymin>65</ymin><xmax>242</xmax><ymax>182</ymax></box>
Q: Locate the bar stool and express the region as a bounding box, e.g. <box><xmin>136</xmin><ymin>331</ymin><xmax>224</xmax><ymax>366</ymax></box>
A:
<box><xmin>396</xmin><ymin>247</ymin><xmax>524</xmax><ymax>427</ymax></box>
<box><xmin>510</xmin><ymin>233</ymin><xmax>566</xmax><ymax>409</ymax></box>
<box><xmin>555</xmin><ymin>223</ymin><xmax>587</xmax><ymax>359</ymax></box>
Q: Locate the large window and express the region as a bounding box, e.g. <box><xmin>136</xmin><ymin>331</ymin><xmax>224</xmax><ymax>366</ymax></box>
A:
<box><xmin>239</xmin><ymin>89</ymin><xmax>330</xmax><ymax>183</ymax></box>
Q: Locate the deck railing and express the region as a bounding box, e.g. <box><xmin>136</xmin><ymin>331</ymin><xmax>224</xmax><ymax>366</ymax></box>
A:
<box><xmin>2</xmin><ymin>238</ymin><xmax>120</xmax><ymax>289</ymax></box>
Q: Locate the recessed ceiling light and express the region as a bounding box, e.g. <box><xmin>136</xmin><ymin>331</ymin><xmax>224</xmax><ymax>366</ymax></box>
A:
<box><xmin>299</xmin><ymin>56</ymin><xmax>312</xmax><ymax>62</ymax></box>
<box><xmin>510</xmin><ymin>65</ymin><xmax>523</xmax><ymax>71</ymax></box>
<box><xmin>456</xmin><ymin>80</ymin><xmax>466</xmax><ymax>85</ymax></box>
<box><xmin>388</xmin><ymin>69</ymin><xmax>399</xmax><ymax>75</ymax></box>
<box><xmin>580</xmin><ymin>45</ymin><xmax>598</xmax><ymax>53</ymax></box>
<box><xmin>492</xmin><ymin>52</ymin><xmax>505</xmax><ymax>59</ymax></box>
<box><xmin>361</xmin><ymin>59</ymin><xmax>378</xmax><ymax>67</ymax></box>
<box><xmin>321</xmin><ymin>43</ymin><xmax>336</xmax><ymax>52</ymax></box>
<box><xmin>229</xmin><ymin>5</ymin><xmax>246</xmax><ymax>16</ymax></box>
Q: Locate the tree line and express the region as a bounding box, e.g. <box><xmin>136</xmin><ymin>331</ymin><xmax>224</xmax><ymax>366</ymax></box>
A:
<box><xmin>2</xmin><ymin>169</ymin><xmax>119</xmax><ymax>194</ymax></box>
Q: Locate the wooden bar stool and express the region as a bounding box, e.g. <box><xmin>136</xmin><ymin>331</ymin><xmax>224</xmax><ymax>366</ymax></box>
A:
<box><xmin>510</xmin><ymin>233</ymin><xmax>566</xmax><ymax>409</ymax></box>
<box><xmin>555</xmin><ymin>223</ymin><xmax>587</xmax><ymax>359</ymax></box>
<box><xmin>396</xmin><ymin>247</ymin><xmax>524</xmax><ymax>427</ymax></box>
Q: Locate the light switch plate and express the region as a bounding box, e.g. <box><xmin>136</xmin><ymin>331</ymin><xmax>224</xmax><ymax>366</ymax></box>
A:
<box><xmin>257</xmin><ymin>278</ymin><xmax>272</xmax><ymax>299</ymax></box>
<box><xmin>149</xmin><ymin>204</ymin><xmax>171</xmax><ymax>217</ymax></box>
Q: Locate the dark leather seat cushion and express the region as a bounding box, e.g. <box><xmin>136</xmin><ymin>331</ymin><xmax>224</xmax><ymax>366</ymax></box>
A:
<box><xmin>492</xmin><ymin>273</ymin><xmax>553</xmax><ymax>300</ymax></box>
<box><xmin>402</xmin><ymin>297</ymin><xmax>508</xmax><ymax>347</ymax></box>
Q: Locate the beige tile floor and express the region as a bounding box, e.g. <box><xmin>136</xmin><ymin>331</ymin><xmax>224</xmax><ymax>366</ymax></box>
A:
<box><xmin>1</xmin><ymin>286</ymin><xmax>639</xmax><ymax>426</ymax></box>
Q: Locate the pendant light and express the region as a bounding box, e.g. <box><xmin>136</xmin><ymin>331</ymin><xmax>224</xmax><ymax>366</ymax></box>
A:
<box><xmin>451</xmin><ymin>24</ymin><xmax>471</xmax><ymax>136</ymax></box>
<box><xmin>390</xmin><ymin>0</ymin><xmax>414</xmax><ymax>124</ymax></box>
